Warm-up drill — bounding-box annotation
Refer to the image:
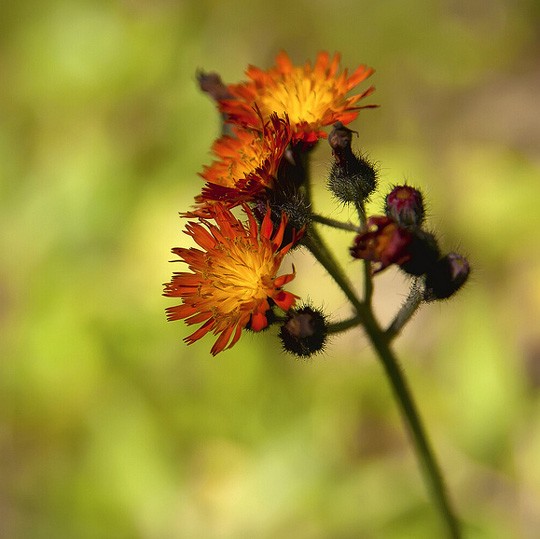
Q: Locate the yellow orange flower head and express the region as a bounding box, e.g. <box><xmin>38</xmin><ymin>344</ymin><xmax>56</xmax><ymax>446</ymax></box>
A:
<box><xmin>190</xmin><ymin>114</ymin><xmax>291</xmax><ymax>217</ymax></box>
<box><xmin>220</xmin><ymin>51</ymin><xmax>376</xmax><ymax>144</ymax></box>
<box><xmin>164</xmin><ymin>204</ymin><xmax>301</xmax><ymax>355</ymax></box>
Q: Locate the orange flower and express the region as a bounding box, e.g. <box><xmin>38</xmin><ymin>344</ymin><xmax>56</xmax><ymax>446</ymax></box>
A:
<box><xmin>191</xmin><ymin>114</ymin><xmax>291</xmax><ymax>217</ymax></box>
<box><xmin>164</xmin><ymin>204</ymin><xmax>301</xmax><ymax>355</ymax></box>
<box><xmin>220</xmin><ymin>51</ymin><xmax>376</xmax><ymax>144</ymax></box>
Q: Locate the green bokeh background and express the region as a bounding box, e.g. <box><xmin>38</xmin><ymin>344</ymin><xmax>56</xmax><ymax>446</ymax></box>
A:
<box><xmin>2</xmin><ymin>1</ymin><xmax>540</xmax><ymax>537</ymax></box>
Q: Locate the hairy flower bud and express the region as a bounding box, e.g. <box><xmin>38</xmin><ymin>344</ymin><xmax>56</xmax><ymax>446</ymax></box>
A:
<box><xmin>385</xmin><ymin>185</ymin><xmax>425</xmax><ymax>227</ymax></box>
<box><xmin>328</xmin><ymin>122</ymin><xmax>377</xmax><ymax>204</ymax></box>
<box><xmin>399</xmin><ymin>229</ymin><xmax>440</xmax><ymax>276</ymax></box>
<box><xmin>424</xmin><ymin>252</ymin><xmax>470</xmax><ymax>301</ymax></box>
<box><xmin>279</xmin><ymin>306</ymin><xmax>328</xmax><ymax>357</ymax></box>
<box><xmin>269</xmin><ymin>190</ymin><xmax>312</xmax><ymax>231</ymax></box>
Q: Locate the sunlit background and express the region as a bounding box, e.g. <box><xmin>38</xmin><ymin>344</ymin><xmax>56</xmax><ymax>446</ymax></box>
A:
<box><xmin>2</xmin><ymin>1</ymin><xmax>540</xmax><ymax>537</ymax></box>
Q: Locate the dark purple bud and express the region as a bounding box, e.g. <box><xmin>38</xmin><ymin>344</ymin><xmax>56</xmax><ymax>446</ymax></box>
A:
<box><xmin>279</xmin><ymin>306</ymin><xmax>328</xmax><ymax>357</ymax></box>
<box><xmin>399</xmin><ymin>229</ymin><xmax>440</xmax><ymax>276</ymax></box>
<box><xmin>424</xmin><ymin>252</ymin><xmax>470</xmax><ymax>300</ymax></box>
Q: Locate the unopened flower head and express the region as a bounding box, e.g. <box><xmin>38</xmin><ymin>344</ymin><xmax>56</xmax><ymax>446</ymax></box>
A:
<box><xmin>164</xmin><ymin>204</ymin><xmax>301</xmax><ymax>355</ymax></box>
<box><xmin>220</xmin><ymin>51</ymin><xmax>376</xmax><ymax>144</ymax></box>
<box><xmin>385</xmin><ymin>185</ymin><xmax>425</xmax><ymax>227</ymax></box>
<box><xmin>424</xmin><ymin>252</ymin><xmax>470</xmax><ymax>301</ymax></box>
<box><xmin>279</xmin><ymin>305</ymin><xmax>328</xmax><ymax>357</ymax></box>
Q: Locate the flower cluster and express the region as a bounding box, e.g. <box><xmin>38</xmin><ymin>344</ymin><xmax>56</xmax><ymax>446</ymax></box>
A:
<box><xmin>351</xmin><ymin>185</ymin><xmax>470</xmax><ymax>300</ymax></box>
<box><xmin>164</xmin><ymin>51</ymin><xmax>469</xmax><ymax>357</ymax></box>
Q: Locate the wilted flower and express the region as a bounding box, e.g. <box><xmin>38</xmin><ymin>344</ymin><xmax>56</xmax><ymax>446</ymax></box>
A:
<box><xmin>351</xmin><ymin>216</ymin><xmax>414</xmax><ymax>273</ymax></box>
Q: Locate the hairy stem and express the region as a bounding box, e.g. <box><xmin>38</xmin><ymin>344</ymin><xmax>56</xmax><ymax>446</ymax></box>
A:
<box><xmin>366</xmin><ymin>323</ymin><xmax>462</xmax><ymax>538</ymax></box>
<box><xmin>303</xmin><ymin>225</ymin><xmax>370</xmax><ymax>325</ymax></box>
<box><xmin>386</xmin><ymin>280</ymin><xmax>424</xmax><ymax>340</ymax></box>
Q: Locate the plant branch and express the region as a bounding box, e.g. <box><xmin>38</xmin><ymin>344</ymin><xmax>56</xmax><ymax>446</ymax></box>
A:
<box><xmin>302</xmin><ymin>150</ymin><xmax>461</xmax><ymax>538</ymax></box>
<box><xmin>303</xmin><ymin>225</ymin><xmax>370</xmax><ymax>324</ymax></box>
<box><xmin>386</xmin><ymin>280</ymin><xmax>424</xmax><ymax>340</ymax></box>
<box><xmin>327</xmin><ymin>315</ymin><xmax>363</xmax><ymax>334</ymax></box>
<box><xmin>365</xmin><ymin>324</ymin><xmax>462</xmax><ymax>538</ymax></box>
<box><xmin>311</xmin><ymin>213</ymin><xmax>361</xmax><ymax>233</ymax></box>
<box><xmin>354</xmin><ymin>200</ymin><xmax>373</xmax><ymax>304</ymax></box>
<box><xmin>307</xmin><ymin>223</ymin><xmax>461</xmax><ymax>539</ymax></box>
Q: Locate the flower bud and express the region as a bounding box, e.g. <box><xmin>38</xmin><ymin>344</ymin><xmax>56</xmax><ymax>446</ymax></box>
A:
<box><xmin>399</xmin><ymin>229</ymin><xmax>440</xmax><ymax>277</ymax></box>
<box><xmin>424</xmin><ymin>252</ymin><xmax>470</xmax><ymax>301</ymax></box>
<box><xmin>269</xmin><ymin>190</ymin><xmax>312</xmax><ymax>232</ymax></box>
<box><xmin>385</xmin><ymin>185</ymin><xmax>425</xmax><ymax>227</ymax></box>
<box><xmin>279</xmin><ymin>306</ymin><xmax>328</xmax><ymax>358</ymax></box>
<box><xmin>328</xmin><ymin>122</ymin><xmax>377</xmax><ymax>204</ymax></box>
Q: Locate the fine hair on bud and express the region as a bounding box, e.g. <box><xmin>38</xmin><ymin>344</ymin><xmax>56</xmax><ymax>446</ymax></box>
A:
<box><xmin>279</xmin><ymin>305</ymin><xmax>328</xmax><ymax>358</ymax></box>
<box><xmin>269</xmin><ymin>189</ymin><xmax>312</xmax><ymax>231</ymax></box>
<box><xmin>399</xmin><ymin>229</ymin><xmax>441</xmax><ymax>277</ymax></box>
<box><xmin>424</xmin><ymin>252</ymin><xmax>470</xmax><ymax>301</ymax></box>
<box><xmin>385</xmin><ymin>184</ymin><xmax>425</xmax><ymax>228</ymax></box>
<box><xmin>327</xmin><ymin>122</ymin><xmax>377</xmax><ymax>205</ymax></box>
<box><xmin>328</xmin><ymin>152</ymin><xmax>378</xmax><ymax>205</ymax></box>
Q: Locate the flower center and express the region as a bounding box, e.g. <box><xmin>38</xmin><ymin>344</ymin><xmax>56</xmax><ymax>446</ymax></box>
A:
<box><xmin>259</xmin><ymin>74</ymin><xmax>336</xmax><ymax>125</ymax></box>
<box><xmin>207</xmin><ymin>239</ymin><xmax>277</xmax><ymax>315</ymax></box>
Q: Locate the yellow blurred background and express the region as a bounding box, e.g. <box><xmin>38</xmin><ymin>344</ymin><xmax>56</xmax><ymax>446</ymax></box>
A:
<box><xmin>1</xmin><ymin>1</ymin><xmax>540</xmax><ymax>537</ymax></box>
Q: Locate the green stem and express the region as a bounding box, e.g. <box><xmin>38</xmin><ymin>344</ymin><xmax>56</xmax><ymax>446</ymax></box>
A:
<box><xmin>386</xmin><ymin>280</ymin><xmax>424</xmax><ymax>340</ymax></box>
<box><xmin>366</xmin><ymin>326</ymin><xmax>462</xmax><ymax>538</ymax></box>
<box><xmin>295</xmin><ymin>144</ymin><xmax>313</xmax><ymax>205</ymax></box>
<box><xmin>327</xmin><ymin>315</ymin><xmax>363</xmax><ymax>334</ymax></box>
<box><xmin>355</xmin><ymin>200</ymin><xmax>373</xmax><ymax>304</ymax></box>
<box><xmin>311</xmin><ymin>213</ymin><xmax>361</xmax><ymax>233</ymax></box>
<box><xmin>306</xmin><ymin>227</ymin><xmax>461</xmax><ymax>539</ymax></box>
<box><xmin>301</xmin><ymin>147</ymin><xmax>460</xmax><ymax>537</ymax></box>
<box><xmin>355</xmin><ymin>200</ymin><xmax>367</xmax><ymax>228</ymax></box>
<box><xmin>304</xmin><ymin>225</ymin><xmax>369</xmax><ymax>323</ymax></box>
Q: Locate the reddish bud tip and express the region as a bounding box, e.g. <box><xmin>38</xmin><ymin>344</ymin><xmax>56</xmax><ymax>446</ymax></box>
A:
<box><xmin>385</xmin><ymin>185</ymin><xmax>425</xmax><ymax>227</ymax></box>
